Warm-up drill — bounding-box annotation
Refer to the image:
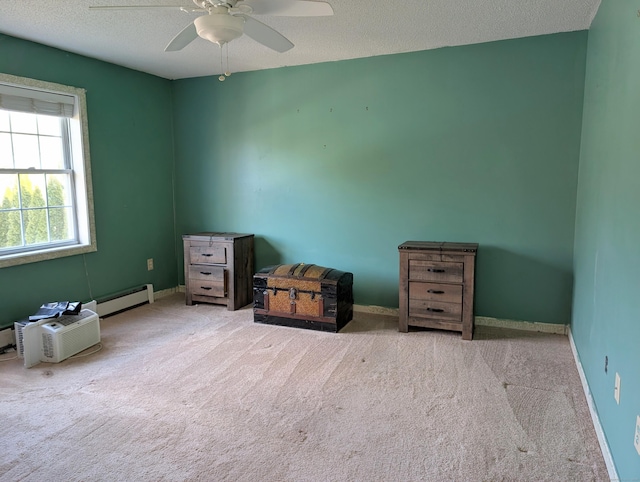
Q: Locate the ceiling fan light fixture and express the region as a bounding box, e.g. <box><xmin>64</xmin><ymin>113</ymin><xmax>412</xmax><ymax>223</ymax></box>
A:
<box><xmin>194</xmin><ymin>12</ymin><xmax>245</xmax><ymax>46</ymax></box>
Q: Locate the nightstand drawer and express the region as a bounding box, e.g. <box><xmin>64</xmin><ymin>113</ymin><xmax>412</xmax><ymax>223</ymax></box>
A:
<box><xmin>409</xmin><ymin>281</ymin><xmax>462</xmax><ymax>304</ymax></box>
<box><xmin>409</xmin><ymin>260</ymin><xmax>463</xmax><ymax>283</ymax></box>
<box><xmin>189</xmin><ymin>265</ymin><xmax>224</xmax><ymax>282</ymax></box>
<box><xmin>190</xmin><ymin>245</ymin><xmax>227</xmax><ymax>265</ymax></box>
<box><xmin>408</xmin><ymin>299</ymin><xmax>462</xmax><ymax>322</ymax></box>
<box><xmin>191</xmin><ymin>279</ymin><xmax>225</xmax><ymax>298</ymax></box>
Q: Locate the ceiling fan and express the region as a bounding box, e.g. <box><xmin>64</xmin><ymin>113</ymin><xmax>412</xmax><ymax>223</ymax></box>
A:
<box><xmin>90</xmin><ymin>0</ymin><xmax>334</xmax><ymax>53</ymax></box>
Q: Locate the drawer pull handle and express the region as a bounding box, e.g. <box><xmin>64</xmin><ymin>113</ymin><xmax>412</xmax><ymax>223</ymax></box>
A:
<box><xmin>427</xmin><ymin>307</ymin><xmax>444</xmax><ymax>312</ymax></box>
<box><xmin>427</xmin><ymin>290</ymin><xmax>444</xmax><ymax>294</ymax></box>
<box><xmin>200</xmin><ymin>271</ymin><xmax>212</xmax><ymax>275</ymax></box>
<box><xmin>202</xmin><ymin>253</ymin><xmax>213</xmax><ymax>257</ymax></box>
<box><xmin>427</xmin><ymin>268</ymin><xmax>445</xmax><ymax>273</ymax></box>
<box><xmin>201</xmin><ymin>286</ymin><xmax>212</xmax><ymax>291</ymax></box>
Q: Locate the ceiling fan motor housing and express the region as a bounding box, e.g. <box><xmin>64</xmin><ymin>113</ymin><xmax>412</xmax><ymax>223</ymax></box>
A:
<box><xmin>194</xmin><ymin>10</ymin><xmax>245</xmax><ymax>46</ymax></box>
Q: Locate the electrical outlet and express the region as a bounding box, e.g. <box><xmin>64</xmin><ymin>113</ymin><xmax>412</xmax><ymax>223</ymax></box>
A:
<box><xmin>635</xmin><ymin>415</ymin><xmax>640</xmax><ymax>456</ymax></box>
<box><xmin>614</xmin><ymin>372</ymin><xmax>621</xmax><ymax>404</ymax></box>
<box><xmin>147</xmin><ymin>258</ymin><xmax>154</xmax><ymax>271</ymax></box>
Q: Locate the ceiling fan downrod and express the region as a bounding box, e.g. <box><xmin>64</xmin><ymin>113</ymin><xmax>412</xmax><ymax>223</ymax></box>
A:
<box><xmin>193</xmin><ymin>0</ymin><xmax>242</xmax><ymax>10</ymax></box>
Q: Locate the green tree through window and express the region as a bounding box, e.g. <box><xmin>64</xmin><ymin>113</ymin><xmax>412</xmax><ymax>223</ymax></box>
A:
<box><xmin>47</xmin><ymin>177</ymin><xmax>67</xmax><ymax>241</ymax></box>
<box><xmin>0</xmin><ymin>185</ymin><xmax>21</xmax><ymax>248</ymax></box>
<box><xmin>0</xmin><ymin>176</ymin><xmax>68</xmax><ymax>249</ymax></box>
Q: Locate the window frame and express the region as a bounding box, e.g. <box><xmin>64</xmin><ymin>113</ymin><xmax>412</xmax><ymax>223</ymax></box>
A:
<box><xmin>0</xmin><ymin>73</ymin><xmax>96</xmax><ymax>268</ymax></box>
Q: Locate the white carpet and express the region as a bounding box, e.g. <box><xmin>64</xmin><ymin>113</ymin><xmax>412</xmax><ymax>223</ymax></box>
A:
<box><xmin>0</xmin><ymin>294</ymin><xmax>608</xmax><ymax>481</ymax></box>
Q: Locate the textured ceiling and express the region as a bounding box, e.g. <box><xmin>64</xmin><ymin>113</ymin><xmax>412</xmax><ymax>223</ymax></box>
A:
<box><xmin>0</xmin><ymin>0</ymin><xmax>601</xmax><ymax>80</ymax></box>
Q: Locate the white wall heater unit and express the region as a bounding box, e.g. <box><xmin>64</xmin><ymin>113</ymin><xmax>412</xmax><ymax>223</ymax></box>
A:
<box><xmin>15</xmin><ymin>309</ymin><xmax>100</xmax><ymax>369</ymax></box>
<box><xmin>96</xmin><ymin>284</ymin><xmax>154</xmax><ymax>317</ymax></box>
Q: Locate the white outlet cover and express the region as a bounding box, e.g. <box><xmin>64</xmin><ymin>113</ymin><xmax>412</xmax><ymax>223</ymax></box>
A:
<box><xmin>614</xmin><ymin>373</ymin><xmax>621</xmax><ymax>404</ymax></box>
<box><xmin>635</xmin><ymin>415</ymin><xmax>640</xmax><ymax>456</ymax></box>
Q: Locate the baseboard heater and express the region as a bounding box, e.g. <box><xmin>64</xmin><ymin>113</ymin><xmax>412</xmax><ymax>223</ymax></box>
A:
<box><xmin>96</xmin><ymin>284</ymin><xmax>154</xmax><ymax>318</ymax></box>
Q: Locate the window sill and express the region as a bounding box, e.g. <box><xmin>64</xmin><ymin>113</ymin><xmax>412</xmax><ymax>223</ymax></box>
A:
<box><xmin>0</xmin><ymin>242</ymin><xmax>97</xmax><ymax>268</ymax></box>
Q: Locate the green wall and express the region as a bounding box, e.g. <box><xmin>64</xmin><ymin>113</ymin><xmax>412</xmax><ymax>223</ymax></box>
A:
<box><xmin>172</xmin><ymin>32</ymin><xmax>587</xmax><ymax>324</ymax></box>
<box><xmin>572</xmin><ymin>1</ymin><xmax>640</xmax><ymax>479</ymax></box>
<box><xmin>0</xmin><ymin>34</ymin><xmax>178</xmax><ymax>328</ymax></box>
<box><xmin>3</xmin><ymin>18</ymin><xmax>636</xmax><ymax>477</ymax></box>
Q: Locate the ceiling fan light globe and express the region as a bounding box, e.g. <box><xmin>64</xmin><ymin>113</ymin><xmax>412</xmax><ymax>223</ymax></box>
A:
<box><xmin>194</xmin><ymin>13</ymin><xmax>244</xmax><ymax>46</ymax></box>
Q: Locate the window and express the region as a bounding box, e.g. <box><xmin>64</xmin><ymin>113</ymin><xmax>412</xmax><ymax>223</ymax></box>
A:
<box><xmin>0</xmin><ymin>74</ymin><xmax>96</xmax><ymax>268</ymax></box>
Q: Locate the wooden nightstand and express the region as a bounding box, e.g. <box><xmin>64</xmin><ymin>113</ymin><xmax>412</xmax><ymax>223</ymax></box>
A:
<box><xmin>183</xmin><ymin>232</ymin><xmax>254</xmax><ymax>310</ymax></box>
<box><xmin>398</xmin><ymin>241</ymin><xmax>478</xmax><ymax>340</ymax></box>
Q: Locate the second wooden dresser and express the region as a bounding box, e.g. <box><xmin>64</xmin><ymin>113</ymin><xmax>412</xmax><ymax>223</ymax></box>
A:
<box><xmin>398</xmin><ymin>241</ymin><xmax>478</xmax><ymax>340</ymax></box>
<box><xmin>183</xmin><ymin>232</ymin><xmax>254</xmax><ymax>310</ymax></box>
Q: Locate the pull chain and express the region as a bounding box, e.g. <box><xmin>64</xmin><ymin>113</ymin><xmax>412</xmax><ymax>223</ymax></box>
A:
<box><xmin>218</xmin><ymin>44</ymin><xmax>232</xmax><ymax>82</ymax></box>
<box><xmin>225</xmin><ymin>44</ymin><xmax>231</xmax><ymax>77</ymax></box>
<box><xmin>218</xmin><ymin>45</ymin><xmax>225</xmax><ymax>82</ymax></box>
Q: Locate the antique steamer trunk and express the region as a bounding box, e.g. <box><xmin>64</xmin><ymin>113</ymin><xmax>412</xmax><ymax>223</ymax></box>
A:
<box><xmin>253</xmin><ymin>263</ymin><xmax>354</xmax><ymax>332</ymax></box>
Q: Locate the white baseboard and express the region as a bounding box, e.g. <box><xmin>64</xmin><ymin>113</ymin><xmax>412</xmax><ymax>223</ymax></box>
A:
<box><xmin>353</xmin><ymin>304</ymin><xmax>399</xmax><ymax>316</ymax></box>
<box><xmin>96</xmin><ymin>284</ymin><xmax>153</xmax><ymax>317</ymax></box>
<box><xmin>154</xmin><ymin>287</ymin><xmax>179</xmax><ymax>299</ymax></box>
<box><xmin>568</xmin><ymin>328</ymin><xmax>618</xmax><ymax>481</ymax></box>
<box><xmin>172</xmin><ymin>286</ymin><xmax>567</xmax><ymax>335</ymax></box>
<box><xmin>83</xmin><ymin>300</ymin><xmax>97</xmax><ymax>313</ymax></box>
<box><xmin>475</xmin><ymin>316</ymin><xmax>568</xmax><ymax>335</ymax></box>
<box><xmin>353</xmin><ymin>306</ymin><xmax>568</xmax><ymax>335</ymax></box>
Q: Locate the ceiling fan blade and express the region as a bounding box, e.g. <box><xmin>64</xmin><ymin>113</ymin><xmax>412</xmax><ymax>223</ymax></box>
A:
<box><xmin>238</xmin><ymin>0</ymin><xmax>333</xmax><ymax>17</ymax></box>
<box><xmin>89</xmin><ymin>4</ymin><xmax>188</xmax><ymax>10</ymax></box>
<box><xmin>241</xmin><ymin>16</ymin><xmax>294</xmax><ymax>52</ymax></box>
<box><xmin>165</xmin><ymin>22</ymin><xmax>198</xmax><ymax>51</ymax></box>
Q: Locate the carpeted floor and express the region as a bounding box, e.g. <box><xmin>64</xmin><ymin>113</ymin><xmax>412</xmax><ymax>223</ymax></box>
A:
<box><xmin>0</xmin><ymin>294</ymin><xmax>608</xmax><ymax>481</ymax></box>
